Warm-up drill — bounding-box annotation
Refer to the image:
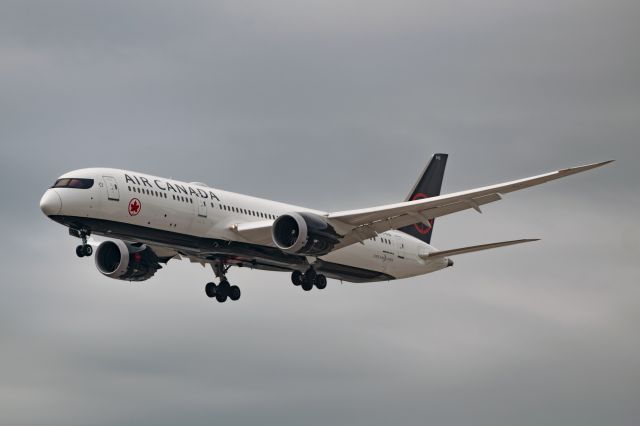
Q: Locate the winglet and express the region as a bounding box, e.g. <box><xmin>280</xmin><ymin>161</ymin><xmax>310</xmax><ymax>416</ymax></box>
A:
<box><xmin>558</xmin><ymin>159</ymin><xmax>614</xmax><ymax>176</ymax></box>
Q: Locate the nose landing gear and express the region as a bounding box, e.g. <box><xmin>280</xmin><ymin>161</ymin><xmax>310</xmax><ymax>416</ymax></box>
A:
<box><xmin>70</xmin><ymin>228</ymin><xmax>93</xmax><ymax>257</ymax></box>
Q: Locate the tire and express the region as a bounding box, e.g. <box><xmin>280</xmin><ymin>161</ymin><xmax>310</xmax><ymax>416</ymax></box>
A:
<box><xmin>205</xmin><ymin>282</ymin><xmax>217</xmax><ymax>298</ymax></box>
<box><xmin>83</xmin><ymin>245</ymin><xmax>93</xmax><ymax>257</ymax></box>
<box><xmin>216</xmin><ymin>293</ymin><xmax>228</xmax><ymax>303</ymax></box>
<box><xmin>291</xmin><ymin>270</ymin><xmax>303</xmax><ymax>286</ymax></box>
<box><xmin>301</xmin><ymin>278</ymin><xmax>313</xmax><ymax>291</ymax></box>
<box><xmin>315</xmin><ymin>274</ymin><xmax>327</xmax><ymax>290</ymax></box>
<box><xmin>76</xmin><ymin>245</ymin><xmax>85</xmax><ymax>258</ymax></box>
<box><xmin>229</xmin><ymin>285</ymin><xmax>241</xmax><ymax>301</ymax></box>
<box><xmin>306</xmin><ymin>268</ymin><xmax>317</xmax><ymax>283</ymax></box>
<box><xmin>219</xmin><ymin>280</ymin><xmax>231</xmax><ymax>292</ymax></box>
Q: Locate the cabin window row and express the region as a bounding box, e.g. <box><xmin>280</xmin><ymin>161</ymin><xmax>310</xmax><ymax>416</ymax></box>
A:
<box><xmin>369</xmin><ymin>236</ymin><xmax>392</xmax><ymax>245</ymax></box>
<box><xmin>129</xmin><ymin>184</ymin><xmax>198</xmax><ymax>204</ymax></box>
<box><xmin>172</xmin><ymin>194</ymin><xmax>193</xmax><ymax>204</ymax></box>
<box><xmin>128</xmin><ymin>184</ymin><xmax>278</xmax><ymax>219</ymax></box>
<box><xmin>129</xmin><ymin>185</ymin><xmax>167</xmax><ymax>199</ymax></box>
<box><xmin>219</xmin><ymin>204</ymin><xmax>277</xmax><ymax>220</ymax></box>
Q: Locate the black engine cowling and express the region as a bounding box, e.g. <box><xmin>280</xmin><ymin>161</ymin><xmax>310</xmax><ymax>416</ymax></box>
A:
<box><xmin>272</xmin><ymin>212</ymin><xmax>341</xmax><ymax>256</ymax></box>
<box><xmin>95</xmin><ymin>240</ymin><xmax>162</xmax><ymax>281</ymax></box>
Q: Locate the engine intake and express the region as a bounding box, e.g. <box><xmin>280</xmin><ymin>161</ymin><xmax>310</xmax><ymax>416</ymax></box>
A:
<box><xmin>272</xmin><ymin>212</ymin><xmax>340</xmax><ymax>256</ymax></box>
<box><xmin>95</xmin><ymin>240</ymin><xmax>162</xmax><ymax>281</ymax></box>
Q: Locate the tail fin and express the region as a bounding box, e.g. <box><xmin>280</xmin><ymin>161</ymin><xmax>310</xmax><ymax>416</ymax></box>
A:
<box><xmin>399</xmin><ymin>153</ymin><xmax>448</xmax><ymax>244</ymax></box>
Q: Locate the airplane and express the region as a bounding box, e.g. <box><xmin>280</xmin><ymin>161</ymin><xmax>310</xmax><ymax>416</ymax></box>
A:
<box><xmin>39</xmin><ymin>154</ymin><xmax>612</xmax><ymax>303</ymax></box>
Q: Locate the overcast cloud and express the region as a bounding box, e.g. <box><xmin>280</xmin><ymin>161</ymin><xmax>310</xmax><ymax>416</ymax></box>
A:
<box><xmin>1</xmin><ymin>1</ymin><xmax>639</xmax><ymax>425</ymax></box>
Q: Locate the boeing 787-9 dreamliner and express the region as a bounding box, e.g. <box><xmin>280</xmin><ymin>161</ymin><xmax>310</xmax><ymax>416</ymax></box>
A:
<box><xmin>39</xmin><ymin>154</ymin><xmax>612</xmax><ymax>303</ymax></box>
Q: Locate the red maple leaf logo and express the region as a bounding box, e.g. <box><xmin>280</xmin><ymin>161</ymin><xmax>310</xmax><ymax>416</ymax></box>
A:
<box><xmin>128</xmin><ymin>198</ymin><xmax>141</xmax><ymax>216</ymax></box>
<box><xmin>411</xmin><ymin>193</ymin><xmax>433</xmax><ymax>235</ymax></box>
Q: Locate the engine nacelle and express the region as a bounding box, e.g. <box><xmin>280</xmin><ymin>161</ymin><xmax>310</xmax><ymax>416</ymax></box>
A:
<box><xmin>272</xmin><ymin>212</ymin><xmax>341</xmax><ymax>256</ymax></box>
<box><xmin>95</xmin><ymin>240</ymin><xmax>162</xmax><ymax>282</ymax></box>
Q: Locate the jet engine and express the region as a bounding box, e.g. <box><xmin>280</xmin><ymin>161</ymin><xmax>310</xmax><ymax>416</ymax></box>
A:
<box><xmin>95</xmin><ymin>240</ymin><xmax>162</xmax><ymax>281</ymax></box>
<box><xmin>272</xmin><ymin>212</ymin><xmax>341</xmax><ymax>256</ymax></box>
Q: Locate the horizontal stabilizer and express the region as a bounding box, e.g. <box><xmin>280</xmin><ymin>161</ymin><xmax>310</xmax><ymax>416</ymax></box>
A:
<box><xmin>420</xmin><ymin>239</ymin><xmax>539</xmax><ymax>259</ymax></box>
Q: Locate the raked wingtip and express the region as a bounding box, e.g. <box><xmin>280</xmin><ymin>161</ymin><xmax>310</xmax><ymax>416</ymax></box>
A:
<box><xmin>560</xmin><ymin>159</ymin><xmax>614</xmax><ymax>174</ymax></box>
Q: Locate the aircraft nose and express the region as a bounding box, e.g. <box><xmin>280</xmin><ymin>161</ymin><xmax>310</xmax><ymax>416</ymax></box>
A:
<box><xmin>40</xmin><ymin>189</ymin><xmax>62</xmax><ymax>216</ymax></box>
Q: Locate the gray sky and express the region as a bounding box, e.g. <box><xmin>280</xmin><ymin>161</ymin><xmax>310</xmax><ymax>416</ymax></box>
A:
<box><xmin>1</xmin><ymin>1</ymin><xmax>639</xmax><ymax>425</ymax></box>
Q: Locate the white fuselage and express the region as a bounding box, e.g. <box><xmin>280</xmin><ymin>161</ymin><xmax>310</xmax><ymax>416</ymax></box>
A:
<box><xmin>41</xmin><ymin>168</ymin><xmax>449</xmax><ymax>281</ymax></box>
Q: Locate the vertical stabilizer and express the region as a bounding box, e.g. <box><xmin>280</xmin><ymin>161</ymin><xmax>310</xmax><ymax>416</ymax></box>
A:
<box><xmin>398</xmin><ymin>153</ymin><xmax>448</xmax><ymax>244</ymax></box>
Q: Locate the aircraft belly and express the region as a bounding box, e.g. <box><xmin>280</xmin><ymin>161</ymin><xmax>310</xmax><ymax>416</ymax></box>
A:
<box><xmin>321</xmin><ymin>243</ymin><xmax>392</xmax><ymax>278</ymax></box>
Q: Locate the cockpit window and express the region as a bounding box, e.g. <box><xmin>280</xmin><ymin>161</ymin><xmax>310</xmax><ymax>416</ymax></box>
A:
<box><xmin>52</xmin><ymin>178</ymin><xmax>94</xmax><ymax>189</ymax></box>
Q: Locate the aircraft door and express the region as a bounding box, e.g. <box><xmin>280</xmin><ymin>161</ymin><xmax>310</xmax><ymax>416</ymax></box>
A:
<box><xmin>394</xmin><ymin>234</ymin><xmax>406</xmax><ymax>259</ymax></box>
<box><xmin>197</xmin><ymin>199</ymin><xmax>207</xmax><ymax>218</ymax></box>
<box><xmin>103</xmin><ymin>176</ymin><xmax>120</xmax><ymax>201</ymax></box>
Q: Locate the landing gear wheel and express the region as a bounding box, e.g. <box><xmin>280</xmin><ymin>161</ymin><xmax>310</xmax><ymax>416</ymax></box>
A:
<box><xmin>77</xmin><ymin>244</ymin><xmax>92</xmax><ymax>257</ymax></box>
<box><xmin>315</xmin><ymin>274</ymin><xmax>327</xmax><ymax>290</ymax></box>
<box><xmin>305</xmin><ymin>268</ymin><xmax>317</xmax><ymax>284</ymax></box>
<box><xmin>219</xmin><ymin>280</ymin><xmax>231</xmax><ymax>292</ymax></box>
<box><xmin>205</xmin><ymin>282</ymin><xmax>217</xmax><ymax>298</ymax></box>
<box><xmin>229</xmin><ymin>285</ymin><xmax>241</xmax><ymax>301</ymax></box>
<box><xmin>301</xmin><ymin>275</ymin><xmax>314</xmax><ymax>291</ymax></box>
<box><xmin>214</xmin><ymin>280</ymin><xmax>232</xmax><ymax>303</ymax></box>
<box><xmin>291</xmin><ymin>270</ymin><xmax>303</xmax><ymax>286</ymax></box>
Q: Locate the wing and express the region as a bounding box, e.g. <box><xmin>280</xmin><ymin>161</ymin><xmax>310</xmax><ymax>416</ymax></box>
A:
<box><xmin>326</xmin><ymin>160</ymin><xmax>612</xmax><ymax>248</ymax></box>
<box><xmin>230</xmin><ymin>160</ymin><xmax>612</xmax><ymax>251</ymax></box>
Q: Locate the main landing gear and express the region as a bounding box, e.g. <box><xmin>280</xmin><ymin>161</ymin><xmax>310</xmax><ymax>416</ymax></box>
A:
<box><xmin>70</xmin><ymin>228</ymin><xmax>93</xmax><ymax>258</ymax></box>
<box><xmin>205</xmin><ymin>280</ymin><xmax>241</xmax><ymax>303</ymax></box>
<box><xmin>205</xmin><ymin>261</ymin><xmax>241</xmax><ymax>303</ymax></box>
<box><xmin>291</xmin><ymin>268</ymin><xmax>327</xmax><ymax>291</ymax></box>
